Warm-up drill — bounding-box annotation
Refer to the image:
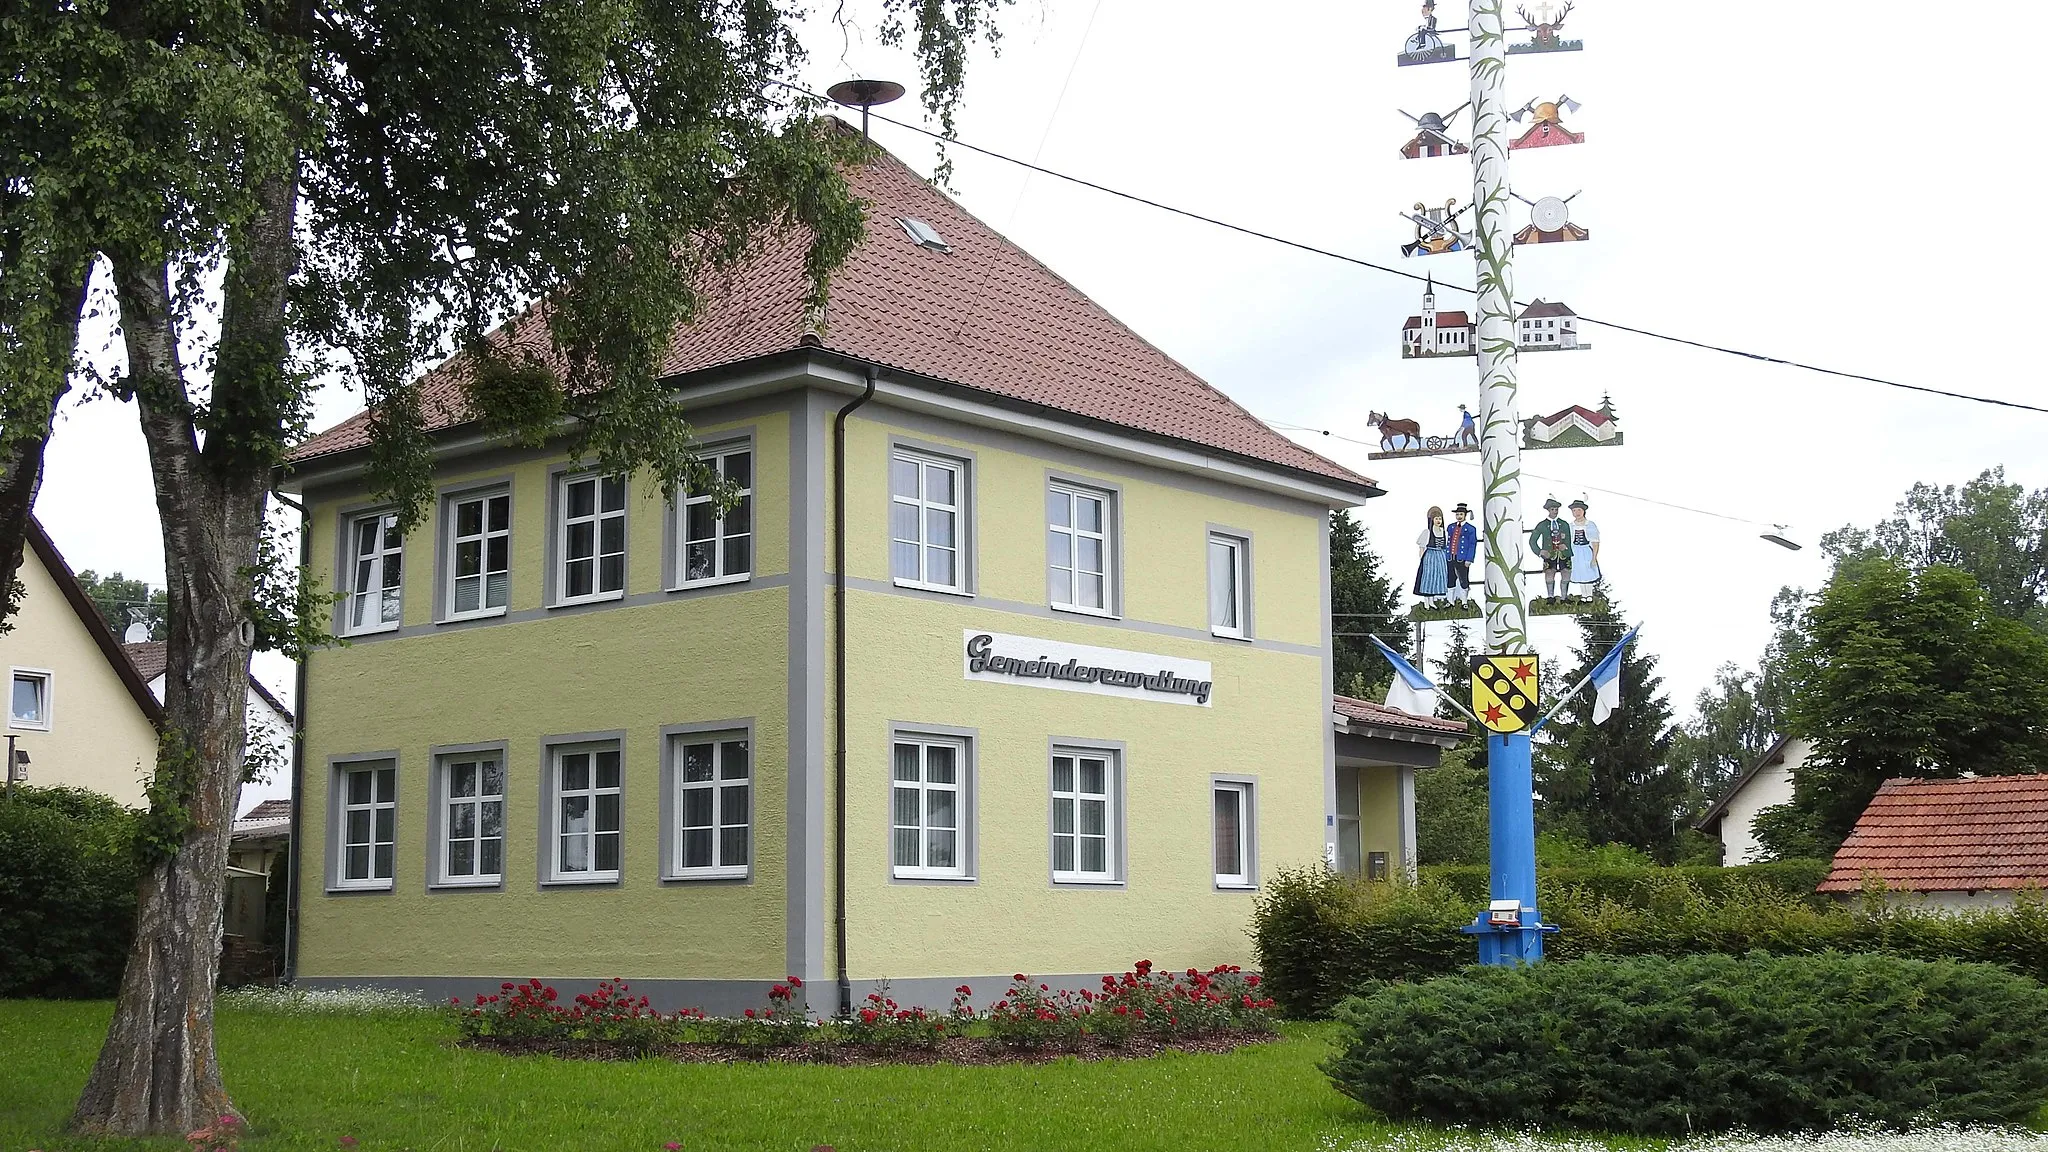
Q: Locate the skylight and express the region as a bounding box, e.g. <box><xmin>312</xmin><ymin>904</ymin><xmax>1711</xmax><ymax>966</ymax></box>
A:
<box><xmin>897</xmin><ymin>217</ymin><xmax>950</xmax><ymax>251</ymax></box>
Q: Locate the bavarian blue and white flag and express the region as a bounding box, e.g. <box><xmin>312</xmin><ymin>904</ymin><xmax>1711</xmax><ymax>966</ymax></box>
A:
<box><xmin>1590</xmin><ymin>626</ymin><xmax>1641</xmax><ymax>725</ymax></box>
<box><xmin>1369</xmin><ymin>635</ymin><xmax>1438</xmax><ymax>717</ymax></box>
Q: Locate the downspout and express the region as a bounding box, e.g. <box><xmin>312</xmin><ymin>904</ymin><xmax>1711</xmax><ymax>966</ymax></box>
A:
<box><xmin>276</xmin><ymin>490</ymin><xmax>309</xmax><ymax>985</ymax></box>
<box><xmin>832</xmin><ymin>366</ymin><xmax>879</xmax><ymax>1019</ymax></box>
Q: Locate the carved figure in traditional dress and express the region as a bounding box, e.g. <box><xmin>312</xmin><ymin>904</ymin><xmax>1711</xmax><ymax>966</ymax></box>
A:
<box><xmin>1568</xmin><ymin>497</ymin><xmax>1601</xmax><ymax>596</ymax></box>
<box><xmin>1414</xmin><ymin>506</ymin><xmax>1450</xmax><ymax>604</ymax></box>
<box><xmin>1445</xmin><ymin>502</ymin><xmax>1479</xmax><ymax>603</ymax></box>
<box><xmin>1527</xmin><ymin>496</ymin><xmax>1572</xmax><ymax>600</ymax></box>
<box><xmin>1456</xmin><ymin>404</ymin><xmax>1478</xmax><ymax>448</ymax></box>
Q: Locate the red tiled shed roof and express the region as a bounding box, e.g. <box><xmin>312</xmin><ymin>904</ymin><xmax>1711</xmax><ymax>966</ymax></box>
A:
<box><xmin>1401</xmin><ymin>311</ymin><xmax>1473</xmax><ymax>330</ymax></box>
<box><xmin>1818</xmin><ymin>775</ymin><xmax>2048</xmax><ymax>893</ymax></box>
<box><xmin>1518</xmin><ymin>299</ymin><xmax>1577</xmax><ymax>319</ymax></box>
<box><xmin>1332</xmin><ymin>694</ymin><xmax>1468</xmax><ymax>736</ymax></box>
<box><xmin>288</xmin><ymin>122</ymin><xmax>1372</xmax><ymax>495</ymax></box>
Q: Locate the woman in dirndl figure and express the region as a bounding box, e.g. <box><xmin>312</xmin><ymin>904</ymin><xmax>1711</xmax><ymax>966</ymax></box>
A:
<box><xmin>1414</xmin><ymin>506</ymin><xmax>1450</xmax><ymax>604</ymax></box>
<box><xmin>1568</xmin><ymin>497</ymin><xmax>1602</xmax><ymax>596</ymax></box>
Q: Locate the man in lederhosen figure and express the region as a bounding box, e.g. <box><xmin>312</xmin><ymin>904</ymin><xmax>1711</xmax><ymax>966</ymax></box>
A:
<box><xmin>1527</xmin><ymin>496</ymin><xmax>1572</xmax><ymax>602</ymax></box>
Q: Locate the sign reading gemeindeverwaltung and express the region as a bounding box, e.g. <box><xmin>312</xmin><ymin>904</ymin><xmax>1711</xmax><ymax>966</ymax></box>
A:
<box><xmin>963</xmin><ymin>630</ymin><xmax>1214</xmax><ymax>707</ymax></box>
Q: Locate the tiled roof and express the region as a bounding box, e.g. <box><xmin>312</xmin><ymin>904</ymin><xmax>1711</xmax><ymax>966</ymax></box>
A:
<box><xmin>1332</xmin><ymin>694</ymin><xmax>1468</xmax><ymax>736</ymax></box>
<box><xmin>1818</xmin><ymin>775</ymin><xmax>2048</xmax><ymax>893</ymax></box>
<box><xmin>1534</xmin><ymin>404</ymin><xmax>1610</xmax><ymax>427</ymax></box>
<box><xmin>1519</xmin><ymin>299</ymin><xmax>1576</xmax><ymax>319</ymax></box>
<box><xmin>232</xmin><ymin>798</ymin><xmax>292</xmax><ymax>842</ymax></box>
<box><xmin>288</xmin><ymin>121</ymin><xmax>1372</xmax><ymax>494</ymax></box>
<box><xmin>1401</xmin><ymin>311</ymin><xmax>1473</xmax><ymax>330</ymax></box>
<box><xmin>122</xmin><ymin>641</ymin><xmax>294</xmax><ymax>723</ymax></box>
<box><xmin>26</xmin><ymin>519</ymin><xmax>164</xmax><ymax>726</ymax></box>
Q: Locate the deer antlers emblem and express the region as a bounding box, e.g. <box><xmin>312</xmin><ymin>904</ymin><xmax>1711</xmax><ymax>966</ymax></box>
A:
<box><xmin>1516</xmin><ymin>0</ymin><xmax>1572</xmax><ymax>48</ymax></box>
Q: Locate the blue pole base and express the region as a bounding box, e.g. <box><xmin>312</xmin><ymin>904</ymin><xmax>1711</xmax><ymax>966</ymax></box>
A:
<box><xmin>1461</xmin><ymin>917</ymin><xmax>1559</xmax><ymax>966</ymax></box>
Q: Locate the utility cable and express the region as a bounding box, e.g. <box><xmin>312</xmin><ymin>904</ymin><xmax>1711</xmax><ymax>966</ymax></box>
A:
<box><xmin>782</xmin><ymin>84</ymin><xmax>2048</xmax><ymax>417</ymax></box>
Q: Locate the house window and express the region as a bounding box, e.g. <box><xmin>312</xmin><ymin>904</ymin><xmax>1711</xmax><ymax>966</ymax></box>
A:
<box><xmin>1208</xmin><ymin>533</ymin><xmax>1248</xmax><ymax>637</ymax></box>
<box><xmin>345</xmin><ymin>511</ymin><xmax>403</xmax><ymax>633</ymax></box>
<box><xmin>892</xmin><ymin>736</ymin><xmax>967</xmax><ymax>879</ymax></box>
<box><xmin>671</xmin><ymin>734</ymin><xmax>749</xmax><ymax>878</ymax></box>
<box><xmin>1335</xmin><ymin>769</ymin><xmax>1363</xmax><ymax>877</ymax></box>
<box><xmin>1214</xmin><ymin>780</ymin><xmax>1255</xmax><ymax>888</ymax></box>
<box><xmin>558</xmin><ymin>473</ymin><xmax>627</xmax><ymax>603</ymax></box>
<box><xmin>447</xmin><ymin>490</ymin><xmax>510</xmax><ymax>618</ymax></box>
<box><xmin>548</xmin><ymin>743</ymin><xmax>622</xmax><ymax>881</ymax></box>
<box><xmin>678</xmin><ymin>447</ymin><xmax>752</xmax><ymax>586</ymax></box>
<box><xmin>1047</xmin><ymin>483</ymin><xmax>1112</xmax><ymax>613</ymax></box>
<box><xmin>9</xmin><ymin>669</ymin><xmax>51</xmax><ymax>730</ymax></box>
<box><xmin>1051</xmin><ymin>748</ymin><xmax>1119</xmax><ymax>883</ymax></box>
<box><xmin>335</xmin><ymin>761</ymin><xmax>396</xmax><ymax>889</ymax></box>
<box><xmin>890</xmin><ymin>451</ymin><xmax>963</xmax><ymax>592</ymax></box>
<box><xmin>439</xmin><ymin>754</ymin><xmax>504</xmax><ymax>884</ymax></box>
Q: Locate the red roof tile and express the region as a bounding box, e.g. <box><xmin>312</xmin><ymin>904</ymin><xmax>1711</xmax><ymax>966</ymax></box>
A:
<box><xmin>1400</xmin><ymin>312</ymin><xmax>1473</xmax><ymax>330</ymax></box>
<box><xmin>1333</xmin><ymin>694</ymin><xmax>1468</xmax><ymax>736</ymax></box>
<box><xmin>1518</xmin><ymin>300</ymin><xmax>1576</xmax><ymax>319</ymax></box>
<box><xmin>1818</xmin><ymin>775</ymin><xmax>2048</xmax><ymax>893</ymax></box>
<box><xmin>289</xmin><ymin>122</ymin><xmax>1371</xmax><ymax>494</ymax></box>
<box><xmin>1533</xmin><ymin>404</ymin><xmax>1610</xmax><ymax>427</ymax></box>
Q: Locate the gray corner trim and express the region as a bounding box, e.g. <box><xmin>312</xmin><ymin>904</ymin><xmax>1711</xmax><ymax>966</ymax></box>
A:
<box><xmin>543</xmin><ymin>464</ymin><xmax>630</xmax><ymax>610</ymax></box>
<box><xmin>788</xmin><ymin>389</ymin><xmax>828</xmax><ymax>985</ymax></box>
<box><xmin>1046</xmin><ymin>737</ymin><xmax>1129</xmax><ymax>890</ymax></box>
<box><xmin>657</xmin><ymin>719</ymin><xmax>757</xmax><ymax>884</ymax></box>
<box><xmin>433</xmin><ymin>475</ymin><xmax>516</xmax><ymax>625</ymax></box>
<box><xmin>1397</xmin><ymin>766</ymin><xmax>1419</xmax><ymax>879</ymax></box>
<box><xmin>886</xmin><ymin>722</ymin><xmax>980</xmax><ymax>886</ymax></box>
<box><xmin>1043</xmin><ymin>468</ymin><xmax>1126</xmax><ymax>618</ymax></box>
<box><xmin>331</xmin><ymin>501</ymin><xmax>405</xmax><ymax>639</ymax></box>
<box><xmin>662</xmin><ymin>429</ymin><xmax>759</xmax><ymax>590</ymax></box>
<box><xmin>840</xmin><ymin>574</ymin><xmax>1321</xmax><ymax>657</ymax></box>
<box><xmin>536</xmin><ymin>731</ymin><xmax>629</xmax><ymax>890</ymax></box>
<box><xmin>885</xmin><ymin>434</ymin><xmax>978</xmax><ymax>594</ymax></box>
<box><xmin>1209</xmin><ymin>772</ymin><xmax>1261</xmax><ymax>891</ymax></box>
<box><xmin>424</xmin><ymin>741</ymin><xmax>510</xmax><ymax>893</ymax></box>
<box><xmin>1319</xmin><ymin>513</ymin><xmax>1339</xmax><ymax>867</ymax></box>
<box><xmin>331</xmin><ymin>574</ymin><xmax>791</xmax><ymax>644</ymax></box>
<box><xmin>1204</xmin><ymin>523</ymin><xmax>1257</xmax><ymax>641</ymax></box>
<box><xmin>322</xmin><ymin>751</ymin><xmax>400</xmax><ymax>895</ymax></box>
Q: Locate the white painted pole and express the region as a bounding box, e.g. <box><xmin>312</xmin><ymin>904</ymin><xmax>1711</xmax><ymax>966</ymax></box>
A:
<box><xmin>1468</xmin><ymin>0</ymin><xmax>1528</xmax><ymax>655</ymax></box>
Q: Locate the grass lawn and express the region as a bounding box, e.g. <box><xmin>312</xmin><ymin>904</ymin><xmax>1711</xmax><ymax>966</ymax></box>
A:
<box><xmin>0</xmin><ymin>998</ymin><xmax>1438</xmax><ymax>1152</ymax></box>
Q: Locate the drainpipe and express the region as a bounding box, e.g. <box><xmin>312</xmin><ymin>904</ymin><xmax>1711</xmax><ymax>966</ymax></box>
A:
<box><xmin>833</xmin><ymin>366</ymin><xmax>879</xmax><ymax>1018</ymax></box>
<box><xmin>276</xmin><ymin>489</ymin><xmax>309</xmax><ymax>985</ymax></box>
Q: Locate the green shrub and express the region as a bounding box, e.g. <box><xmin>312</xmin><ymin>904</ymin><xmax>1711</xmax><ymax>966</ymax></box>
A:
<box><xmin>1421</xmin><ymin>857</ymin><xmax>1833</xmax><ymax>906</ymax></box>
<box><xmin>1325</xmin><ymin>952</ymin><xmax>2048</xmax><ymax>1135</ymax></box>
<box><xmin>0</xmin><ymin>786</ymin><xmax>140</xmax><ymax>998</ymax></box>
<box><xmin>1250</xmin><ymin>867</ymin><xmax>1469</xmax><ymax>1016</ymax></box>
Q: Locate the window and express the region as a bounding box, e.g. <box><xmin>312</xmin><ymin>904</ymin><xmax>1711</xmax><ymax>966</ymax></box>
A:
<box><xmin>1214</xmin><ymin>780</ymin><xmax>1255</xmax><ymax>888</ymax></box>
<box><xmin>890</xmin><ymin>451</ymin><xmax>963</xmax><ymax>592</ymax></box>
<box><xmin>1051</xmin><ymin>748</ymin><xmax>1118</xmax><ymax>883</ymax></box>
<box><xmin>557</xmin><ymin>473</ymin><xmax>626</xmax><ymax>603</ymax></box>
<box><xmin>670</xmin><ymin>734</ymin><xmax>750</xmax><ymax>878</ymax></box>
<box><xmin>678</xmin><ymin>447</ymin><xmax>752</xmax><ymax>586</ymax></box>
<box><xmin>446</xmin><ymin>489</ymin><xmax>510</xmax><ymax>618</ymax></box>
<box><xmin>548</xmin><ymin>743</ymin><xmax>622</xmax><ymax>881</ymax></box>
<box><xmin>1335</xmin><ymin>769</ymin><xmax>1363</xmax><ymax>877</ymax></box>
<box><xmin>892</xmin><ymin>736</ymin><xmax>967</xmax><ymax>879</ymax></box>
<box><xmin>897</xmin><ymin>217</ymin><xmax>950</xmax><ymax>251</ymax></box>
<box><xmin>345</xmin><ymin>511</ymin><xmax>403</xmax><ymax>633</ymax></box>
<box><xmin>335</xmin><ymin>761</ymin><xmax>396</xmax><ymax>889</ymax></box>
<box><xmin>1208</xmin><ymin>534</ymin><xmax>1248</xmax><ymax>637</ymax></box>
<box><xmin>1047</xmin><ymin>483</ymin><xmax>1112</xmax><ymax>613</ymax></box>
<box><xmin>9</xmin><ymin>669</ymin><xmax>50</xmax><ymax>730</ymax></box>
<box><xmin>439</xmin><ymin>753</ymin><xmax>504</xmax><ymax>884</ymax></box>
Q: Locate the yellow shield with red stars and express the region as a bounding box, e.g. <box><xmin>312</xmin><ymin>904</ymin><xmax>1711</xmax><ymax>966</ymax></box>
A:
<box><xmin>1470</xmin><ymin>654</ymin><xmax>1540</xmax><ymax>733</ymax></box>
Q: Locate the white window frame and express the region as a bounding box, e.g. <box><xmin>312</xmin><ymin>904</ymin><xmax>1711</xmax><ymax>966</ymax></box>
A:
<box><xmin>343</xmin><ymin>510</ymin><xmax>404</xmax><ymax>635</ymax></box>
<box><xmin>8</xmin><ymin>667</ymin><xmax>52</xmax><ymax>732</ymax></box>
<box><xmin>1050</xmin><ymin>746</ymin><xmax>1120</xmax><ymax>885</ymax></box>
<box><xmin>438</xmin><ymin>753</ymin><xmax>505</xmax><ymax>886</ymax></box>
<box><xmin>1046</xmin><ymin>482</ymin><xmax>1114</xmax><ymax>616</ymax></box>
<box><xmin>546</xmin><ymin>741</ymin><xmax>623</xmax><ymax>883</ymax></box>
<box><xmin>445</xmin><ymin>488</ymin><xmax>511</xmax><ymax>620</ymax></box>
<box><xmin>1213</xmin><ymin>779</ymin><xmax>1256</xmax><ymax>889</ymax></box>
<box><xmin>556</xmin><ymin>472</ymin><xmax>628</xmax><ymax>605</ymax></box>
<box><xmin>1208</xmin><ymin>533</ymin><xmax>1249</xmax><ymax>639</ymax></box>
<box><xmin>669</xmin><ymin>733</ymin><xmax>751</xmax><ymax>879</ymax></box>
<box><xmin>675</xmin><ymin>445</ymin><xmax>753</xmax><ymax>589</ymax></box>
<box><xmin>333</xmin><ymin>761</ymin><xmax>396</xmax><ymax>891</ymax></box>
<box><xmin>890</xmin><ymin>450</ymin><xmax>966</xmax><ymax>594</ymax></box>
<box><xmin>891</xmin><ymin>735</ymin><xmax>970</xmax><ymax>880</ymax></box>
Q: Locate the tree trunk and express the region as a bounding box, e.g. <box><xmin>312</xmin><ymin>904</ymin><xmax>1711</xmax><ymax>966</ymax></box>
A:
<box><xmin>0</xmin><ymin>258</ymin><xmax>90</xmax><ymax>634</ymax></box>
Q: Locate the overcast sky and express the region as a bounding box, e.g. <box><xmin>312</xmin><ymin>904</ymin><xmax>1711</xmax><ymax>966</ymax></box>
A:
<box><xmin>31</xmin><ymin>1</ymin><xmax>2047</xmax><ymax>811</ymax></box>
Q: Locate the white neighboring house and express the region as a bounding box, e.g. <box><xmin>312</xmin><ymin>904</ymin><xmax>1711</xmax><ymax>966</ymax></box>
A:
<box><xmin>122</xmin><ymin>640</ymin><xmax>293</xmax><ymax>816</ymax></box>
<box><xmin>1695</xmin><ymin>735</ymin><xmax>1808</xmax><ymax>866</ymax></box>
<box><xmin>1516</xmin><ymin>299</ymin><xmax>1585</xmax><ymax>349</ymax></box>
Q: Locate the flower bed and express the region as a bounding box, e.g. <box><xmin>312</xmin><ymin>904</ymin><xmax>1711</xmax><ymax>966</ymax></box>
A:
<box><xmin>454</xmin><ymin>961</ymin><xmax>1278</xmax><ymax>1064</ymax></box>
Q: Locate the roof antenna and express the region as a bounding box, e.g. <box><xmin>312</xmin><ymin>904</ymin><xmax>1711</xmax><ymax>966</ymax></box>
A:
<box><xmin>825</xmin><ymin>78</ymin><xmax>906</xmax><ymax>139</ymax></box>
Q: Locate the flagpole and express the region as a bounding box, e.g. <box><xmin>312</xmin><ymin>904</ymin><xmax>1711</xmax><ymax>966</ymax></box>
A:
<box><xmin>1530</xmin><ymin>626</ymin><xmax>1639</xmax><ymax>733</ymax></box>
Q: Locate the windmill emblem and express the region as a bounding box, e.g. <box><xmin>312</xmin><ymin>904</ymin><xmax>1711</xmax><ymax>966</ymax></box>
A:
<box><xmin>1511</xmin><ymin>191</ymin><xmax>1588</xmax><ymax>244</ymax></box>
<box><xmin>1400</xmin><ymin>199</ymin><xmax>1473</xmax><ymax>256</ymax></box>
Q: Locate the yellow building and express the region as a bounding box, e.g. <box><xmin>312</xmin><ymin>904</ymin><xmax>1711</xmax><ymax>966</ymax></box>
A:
<box><xmin>283</xmin><ymin>135</ymin><xmax>1454</xmax><ymax>1012</ymax></box>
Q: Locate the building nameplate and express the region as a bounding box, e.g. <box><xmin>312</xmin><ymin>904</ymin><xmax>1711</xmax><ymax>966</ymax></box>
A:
<box><xmin>963</xmin><ymin>630</ymin><xmax>1214</xmax><ymax>707</ymax></box>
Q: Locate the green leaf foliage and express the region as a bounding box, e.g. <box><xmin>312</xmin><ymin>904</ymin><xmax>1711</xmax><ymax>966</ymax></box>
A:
<box><xmin>1324</xmin><ymin>951</ymin><xmax>2048</xmax><ymax>1134</ymax></box>
<box><xmin>73</xmin><ymin>569</ymin><xmax>167</xmax><ymax>641</ymax></box>
<box><xmin>0</xmin><ymin>786</ymin><xmax>141</xmax><ymax>998</ymax></box>
<box><xmin>1413</xmin><ymin>743</ymin><xmax>1487</xmax><ymax>865</ymax></box>
<box><xmin>1538</xmin><ymin>599</ymin><xmax>1685</xmax><ymax>861</ymax></box>
<box><xmin>1329</xmin><ymin>511</ymin><xmax>1409</xmax><ymax>701</ymax></box>
<box><xmin>1248</xmin><ymin>868</ymin><xmax>1474</xmax><ymax>1020</ymax></box>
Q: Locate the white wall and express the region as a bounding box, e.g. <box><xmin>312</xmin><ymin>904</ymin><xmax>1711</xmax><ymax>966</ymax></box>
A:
<box><xmin>146</xmin><ymin>674</ymin><xmax>293</xmax><ymax>816</ymax></box>
<box><xmin>1718</xmin><ymin>737</ymin><xmax>1806</xmax><ymax>866</ymax></box>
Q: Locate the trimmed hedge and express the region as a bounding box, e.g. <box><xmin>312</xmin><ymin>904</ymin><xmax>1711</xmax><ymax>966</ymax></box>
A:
<box><xmin>1422</xmin><ymin>857</ymin><xmax>1834</xmax><ymax>906</ymax></box>
<box><xmin>1325</xmin><ymin>952</ymin><xmax>2048</xmax><ymax>1134</ymax></box>
<box><xmin>0</xmin><ymin>786</ymin><xmax>140</xmax><ymax>998</ymax></box>
<box><xmin>1252</xmin><ymin>865</ymin><xmax>2048</xmax><ymax>1017</ymax></box>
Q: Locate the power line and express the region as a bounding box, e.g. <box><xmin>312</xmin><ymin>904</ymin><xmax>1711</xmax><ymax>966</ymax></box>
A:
<box><xmin>793</xmin><ymin>87</ymin><xmax>2048</xmax><ymax>418</ymax></box>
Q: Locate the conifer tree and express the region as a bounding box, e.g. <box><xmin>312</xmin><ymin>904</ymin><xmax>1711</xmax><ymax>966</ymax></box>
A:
<box><xmin>1538</xmin><ymin>599</ymin><xmax>1683</xmax><ymax>861</ymax></box>
<box><xmin>1332</xmin><ymin>510</ymin><xmax>1410</xmax><ymax>699</ymax></box>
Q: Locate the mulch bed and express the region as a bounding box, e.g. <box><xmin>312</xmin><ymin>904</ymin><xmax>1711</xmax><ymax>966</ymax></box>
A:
<box><xmin>460</xmin><ymin>1031</ymin><xmax>1277</xmax><ymax>1066</ymax></box>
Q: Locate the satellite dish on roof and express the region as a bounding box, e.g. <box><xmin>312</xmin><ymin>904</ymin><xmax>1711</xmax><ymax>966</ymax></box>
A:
<box><xmin>1529</xmin><ymin>196</ymin><xmax>1571</xmax><ymax>232</ymax></box>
